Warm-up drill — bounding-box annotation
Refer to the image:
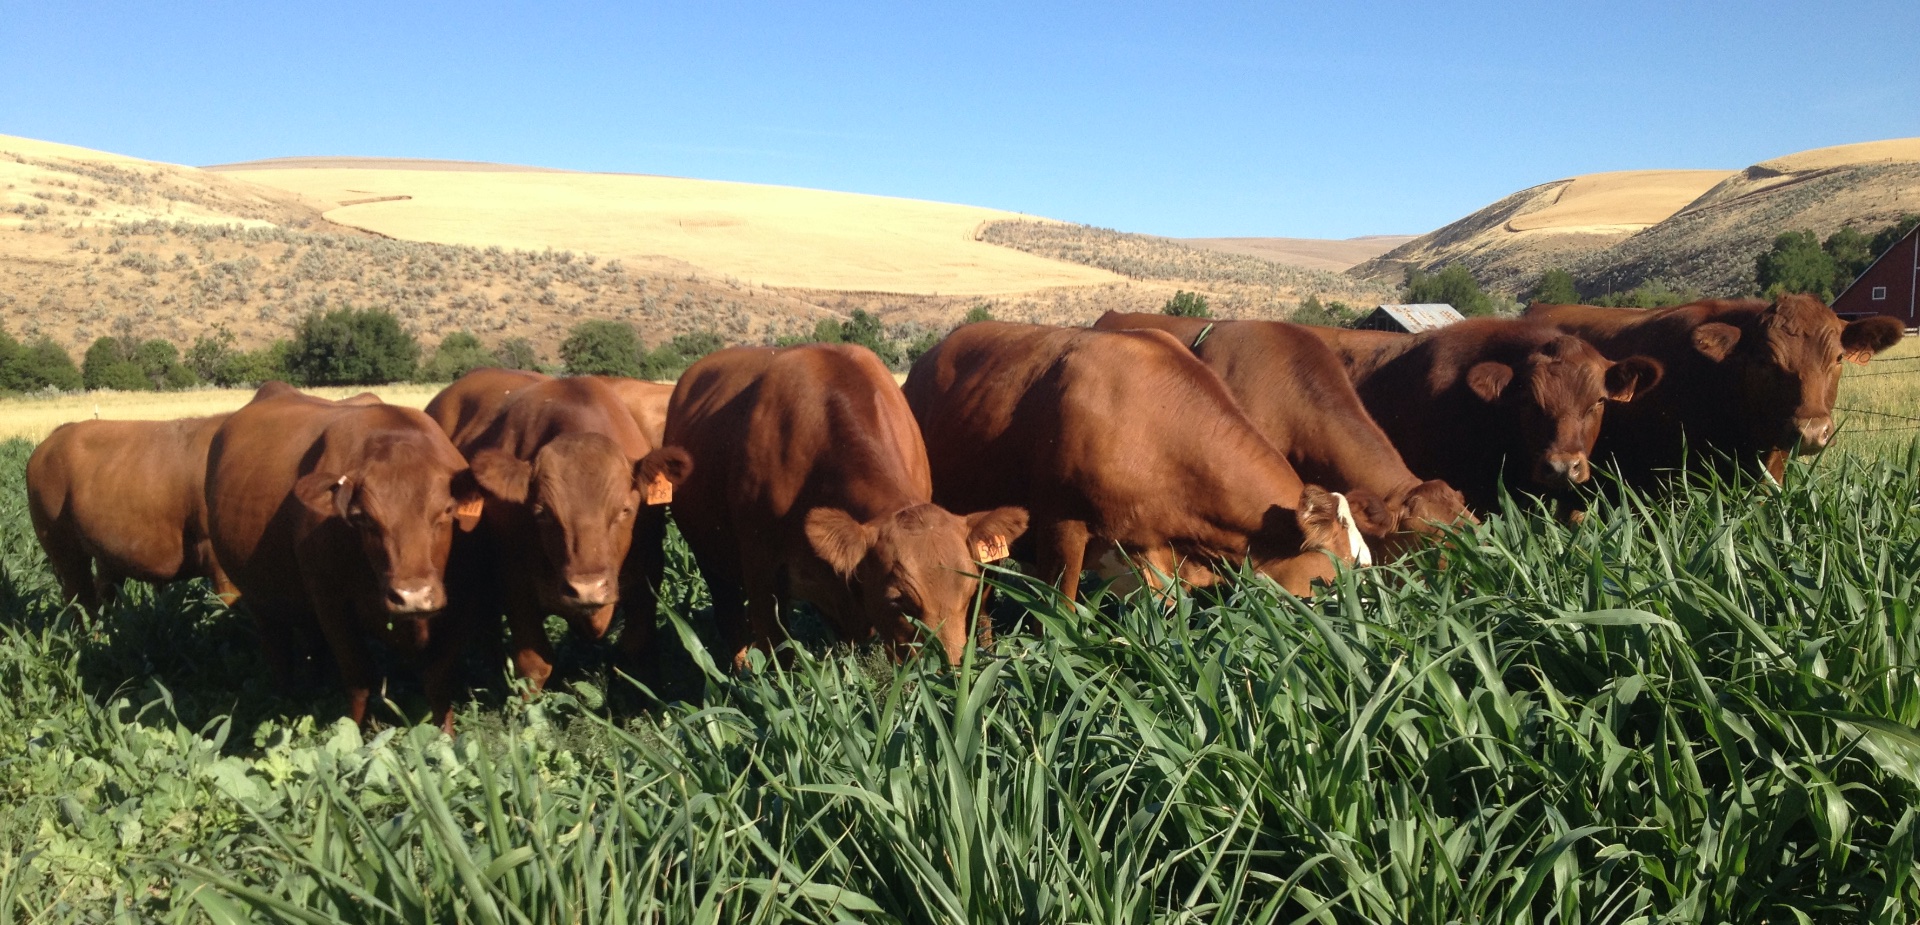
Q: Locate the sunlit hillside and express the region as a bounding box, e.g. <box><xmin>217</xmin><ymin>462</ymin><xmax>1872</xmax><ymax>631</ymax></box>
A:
<box><xmin>205</xmin><ymin>157</ymin><xmax>1120</xmax><ymax>295</ymax></box>
<box><xmin>1355</xmin><ymin>138</ymin><xmax>1920</xmax><ymax>296</ymax></box>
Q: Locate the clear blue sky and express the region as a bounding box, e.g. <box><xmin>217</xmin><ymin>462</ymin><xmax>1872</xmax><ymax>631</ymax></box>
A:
<box><xmin>4</xmin><ymin>1</ymin><xmax>1917</xmax><ymax>239</ymax></box>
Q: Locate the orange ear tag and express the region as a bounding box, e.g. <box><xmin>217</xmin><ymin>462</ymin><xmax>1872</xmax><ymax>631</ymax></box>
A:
<box><xmin>973</xmin><ymin>535</ymin><xmax>1011</xmax><ymax>563</ymax></box>
<box><xmin>644</xmin><ymin>471</ymin><xmax>675</xmax><ymax>505</ymax></box>
<box><xmin>455</xmin><ymin>497</ymin><xmax>484</xmax><ymax>520</ymax></box>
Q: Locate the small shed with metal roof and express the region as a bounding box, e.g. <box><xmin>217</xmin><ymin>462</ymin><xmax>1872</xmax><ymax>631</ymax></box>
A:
<box><xmin>1353</xmin><ymin>303</ymin><xmax>1465</xmax><ymax>334</ymax></box>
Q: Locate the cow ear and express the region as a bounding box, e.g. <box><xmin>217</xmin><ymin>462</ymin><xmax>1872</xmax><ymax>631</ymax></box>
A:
<box><xmin>1465</xmin><ymin>362</ymin><xmax>1514</xmax><ymax>402</ymax></box>
<box><xmin>1605</xmin><ymin>356</ymin><xmax>1663</xmax><ymax>402</ymax></box>
<box><xmin>293</xmin><ymin>472</ymin><xmax>350</xmax><ymax>520</ymax></box>
<box><xmin>468</xmin><ymin>449</ymin><xmax>532</xmax><ymax>505</ymax></box>
<box><xmin>1843</xmin><ymin>316</ymin><xmax>1905</xmax><ymax>364</ymax></box>
<box><xmin>1691</xmin><ymin>322</ymin><xmax>1742</xmax><ymax>362</ymax></box>
<box><xmin>450</xmin><ymin>469</ymin><xmax>484</xmax><ymax>532</ymax></box>
<box><xmin>965</xmin><ymin>506</ymin><xmax>1029</xmax><ymax>562</ymax></box>
<box><xmin>805</xmin><ymin>508</ymin><xmax>873</xmax><ymax>579</ymax></box>
<box><xmin>634</xmin><ymin>446</ymin><xmax>694</xmax><ymax>487</ymax></box>
<box><xmin>1293</xmin><ymin>485</ymin><xmax>1342</xmax><ymax>540</ymax></box>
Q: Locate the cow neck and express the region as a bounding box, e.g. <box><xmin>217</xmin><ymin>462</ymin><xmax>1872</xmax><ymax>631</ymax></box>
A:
<box><xmin>800</xmin><ymin>389</ymin><xmax>932</xmax><ymax>526</ymax></box>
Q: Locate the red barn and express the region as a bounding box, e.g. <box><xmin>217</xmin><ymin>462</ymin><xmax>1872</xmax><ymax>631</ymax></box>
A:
<box><xmin>1833</xmin><ymin>224</ymin><xmax>1920</xmax><ymax>327</ymax></box>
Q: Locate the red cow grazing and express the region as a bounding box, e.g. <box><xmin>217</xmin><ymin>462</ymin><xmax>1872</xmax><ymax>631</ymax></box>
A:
<box><xmin>666</xmin><ymin>343</ymin><xmax>1028</xmax><ymax>669</ymax></box>
<box><xmin>1525</xmin><ymin>295</ymin><xmax>1905</xmax><ymax>482</ymax></box>
<box><xmin>205</xmin><ymin>384</ymin><xmax>486</xmax><ymax>732</ymax></box>
<box><xmin>425</xmin><ymin>369</ymin><xmax>692</xmax><ymax>691</ymax></box>
<box><xmin>903</xmin><ymin>322</ymin><xmax>1367</xmax><ymax>600</ymax></box>
<box><xmin>27</xmin><ymin>415</ymin><xmax>236</xmax><ymax>615</ymax></box>
<box><xmin>1308</xmin><ymin>319</ymin><xmax>1663</xmax><ymax>512</ymax></box>
<box><xmin>1091</xmin><ymin>311</ymin><xmax>1473</xmax><ymax>557</ymax></box>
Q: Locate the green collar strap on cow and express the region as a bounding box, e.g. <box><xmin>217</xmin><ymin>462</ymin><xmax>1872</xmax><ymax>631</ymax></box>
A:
<box><xmin>1192</xmin><ymin>323</ymin><xmax>1215</xmax><ymax>348</ymax></box>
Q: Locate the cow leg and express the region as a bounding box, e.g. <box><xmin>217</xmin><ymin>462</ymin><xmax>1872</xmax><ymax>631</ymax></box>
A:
<box><xmin>615</xmin><ymin>512</ymin><xmax>669</xmax><ymax>665</ymax></box>
<box><xmin>503</xmin><ymin>575</ymin><xmax>558</xmax><ymax>695</ymax></box>
<box><xmin>308</xmin><ymin>592</ymin><xmax>377</xmax><ymax>727</ymax></box>
<box><xmin>38</xmin><ymin>530</ymin><xmax>99</xmax><ymax>619</ymax></box>
<box><xmin>1035</xmin><ymin>518</ymin><xmax>1091</xmax><ymax>601</ymax></box>
<box><xmin>420</xmin><ymin>607</ymin><xmax>478</xmax><ymax>734</ymax></box>
<box><xmin>1762</xmin><ymin>448</ymin><xmax>1789</xmax><ymax>486</ymax></box>
<box><xmin>249</xmin><ymin>599</ymin><xmax>324</xmax><ymax>696</ymax></box>
<box><xmin>730</xmin><ymin>550</ymin><xmax>786</xmax><ymax>671</ymax></box>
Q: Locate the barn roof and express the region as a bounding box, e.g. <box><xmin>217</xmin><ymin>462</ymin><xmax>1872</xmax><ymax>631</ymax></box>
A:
<box><xmin>1364</xmin><ymin>303</ymin><xmax>1465</xmax><ymax>333</ymax></box>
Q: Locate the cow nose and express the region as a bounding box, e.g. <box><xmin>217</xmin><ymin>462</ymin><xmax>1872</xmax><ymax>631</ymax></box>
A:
<box><xmin>386</xmin><ymin>584</ymin><xmax>442</xmax><ymax>614</ymax></box>
<box><xmin>566</xmin><ymin>575</ymin><xmax>614</xmax><ymax>607</ymax></box>
<box><xmin>1795</xmin><ymin>416</ymin><xmax>1833</xmax><ymax>449</ymax></box>
<box><xmin>1537</xmin><ymin>454</ymin><xmax>1590</xmax><ymax>485</ymax></box>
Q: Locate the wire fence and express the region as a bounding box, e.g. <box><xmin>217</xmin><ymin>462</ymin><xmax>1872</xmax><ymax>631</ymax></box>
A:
<box><xmin>1837</xmin><ymin>356</ymin><xmax>1920</xmax><ymax>433</ymax></box>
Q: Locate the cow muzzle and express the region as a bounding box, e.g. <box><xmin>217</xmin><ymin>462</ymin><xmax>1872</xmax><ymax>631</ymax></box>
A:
<box><xmin>385</xmin><ymin>583</ymin><xmax>444</xmax><ymax>615</ymax></box>
<box><xmin>1792</xmin><ymin>416</ymin><xmax>1833</xmax><ymax>452</ymax></box>
<box><xmin>563</xmin><ymin>575</ymin><xmax>616</xmax><ymax>609</ymax></box>
<box><xmin>1534</xmin><ymin>453</ymin><xmax>1591</xmax><ymax>487</ymax></box>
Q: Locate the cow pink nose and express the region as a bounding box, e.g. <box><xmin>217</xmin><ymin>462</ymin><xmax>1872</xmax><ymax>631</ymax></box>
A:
<box><xmin>1537</xmin><ymin>453</ymin><xmax>1590</xmax><ymax>485</ymax></box>
<box><xmin>386</xmin><ymin>584</ymin><xmax>442</xmax><ymax>614</ymax></box>
<box><xmin>566</xmin><ymin>576</ymin><xmax>614</xmax><ymax>607</ymax></box>
<box><xmin>1795</xmin><ymin>417</ymin><xmax>1833</xmax><ymax>448</ymax></box>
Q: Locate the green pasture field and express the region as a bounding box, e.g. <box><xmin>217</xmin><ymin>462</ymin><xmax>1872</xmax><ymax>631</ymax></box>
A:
<box><xmin>6</xmin><ymin>429</ymin><xmax>1920</xmax><ymax>920</ymax></box>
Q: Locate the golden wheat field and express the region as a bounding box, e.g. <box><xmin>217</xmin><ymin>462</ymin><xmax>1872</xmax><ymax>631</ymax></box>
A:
<box><xmin>208</xmin><ymin>160</ymin><xmax>1122</xmax><ymax>295</ymax></box>
<box><xmin>0</xmin><ymin>384</ymin><xmax>445</xmax><ymax>443</ymax></box>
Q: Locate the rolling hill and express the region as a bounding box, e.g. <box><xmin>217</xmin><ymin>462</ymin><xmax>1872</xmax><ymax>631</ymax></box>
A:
<box><xmin>1352</xmin><ymin>139</ymin><xmax>1920</xmax><ymax>297</ymax></box>
<box><xmin>1</xmin><ymin>134</ymin><xmax>1386</xmax><ymax>363</ymax></box>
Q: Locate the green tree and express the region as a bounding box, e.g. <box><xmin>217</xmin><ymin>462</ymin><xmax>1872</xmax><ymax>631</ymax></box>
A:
<box><xmin>1755</xmin><ymin>230</ymin><xmax>1838</xmax><ymax>300</ymax></box>
<box><xmin>1870</xmin><ymin>215</ymin><xmax>1920</xmax><ymax>257</ymax></box>
<box><xmin>1162</xmin><ymin>290</ymin><xmax>1211</xmax><ymax>318</ymax></box>
<box><xmin>83</xmin><ymin>337</ymin><xmax>153</xmax><ymax>391</ymax></box>
<box><xmin>1530</xmin><ymin>268</ymin><xmax>1580</xmax><ymax>305</ymax></box>
<box><xmin>1403</xmin><ymin>265</ymin><xmax>1494</xmax><ymax>316</ymax></box>
<box><xmin>226</xmin><ymin>341</ymin><xmax>293</xmax><ymax>386</ymax></box>
<box><xmin>7</xmin><ymin>337</ymin><xmax>83</xmax><ymax>391</ymax></box>
<box><xmin>285</xmin><ymin>306</ymin><xmax>420</xmax><ymax>386</ymax></box>
<box><xmin>417</xmin><ymin>331</ymin><xmax>496</xmax><ymax>383</ymax></box>
<box><xmin>186</xmin><ymin>328</ymin><xmax>238</xmax><ymax>384</ymax></box>
<box><xmin>1292</xmin><ymin>294</ymin><xmax>1359</xmax><ymax>327</ymax></box>
<box><xmin>559</xmin><ymin>320</ymin><xmax>642</xmax><ymax>377</ymax></box>
<box><xmin>493</xmin><ymin>337</ymin><xmax>541</xmax><ymax>371</ymax></box>
<box><xmin>639</xmin><ymin>330</ymin><xmax>727</xmax><ymax>380</ymax></box>
<box><xmin>1824</xmin><ymin>226</ymin><xmax>1875</xmax><ymax>292</ymax></box>
<box><xmin>962</xmin><ymin>304</ymin><xmax>995</xmax><ymax>325</ymax></box>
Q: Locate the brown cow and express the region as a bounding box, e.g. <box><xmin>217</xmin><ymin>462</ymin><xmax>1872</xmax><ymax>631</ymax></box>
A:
<box><xmin>599</xmin><ymin>376</ymin><xmax>675</xmax><ymax>447</ymax></box>
<box><xmin>666</xmin><ymin>343</ymin><xmax>1028</xmax><ymax>669</ymax></box>
<box><xmin>205</xmin><ymin>384</ymin><xmax>486</xmax><ymax>732</ymax></box>
<box><xmin>1091</xmin><ymin>311</ymin><xmax>1473</xmax><ymax>556</ymax></box>
<box><xmin>425</xmin><ymin>369</ymin><xmax>692</xmax><ymax>691</ymax></box>
<box><xmin>1525</xmin><ymin>296</ymin><xmax>1905</xmax><ymax>482</ymax></box>
<box><xmin>903</xmin><ymin>322</ymin><xmax>1367</xmax><ymax>600</ymax></box>
<box><xmin>27</xmin><ymin>415</ymin><xmax>236</xmax><ymax>615</ymax></box>
<box><xmin>1306</xmin><ymin>319</ymin><xmax>1663</xmax><ymax>512</ymax></box>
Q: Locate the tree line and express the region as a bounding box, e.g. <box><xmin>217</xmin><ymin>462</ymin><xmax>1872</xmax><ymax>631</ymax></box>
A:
<box><xmin>0</xmin><ymin>302</ymin><xmax>1026</xmax><ymax>396</ymax></box>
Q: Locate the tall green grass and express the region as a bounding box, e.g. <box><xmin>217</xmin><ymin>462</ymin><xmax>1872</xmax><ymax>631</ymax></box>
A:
<box><xmin>4</xmin><ymin>435</ymin><xmax>1920</xmax><ymax>922</ymax></box>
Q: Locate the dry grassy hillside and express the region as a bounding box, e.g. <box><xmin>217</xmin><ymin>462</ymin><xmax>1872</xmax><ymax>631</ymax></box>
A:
<box><xmin>1180</xmin><ymin>235</ymin><xmax>1415</xmax><ymax>272</ymax></box>
<box><xmin>206</xmin><ymin>158</ymin><xmax>1120</xmax><ymax>295</ymax></box>
<box><xmin>981</xmin><ymin>221</ymin><xmax>1395</xmax><ymax>315</ymax></box>
<box><xmin>1352</xmin><ymin>170</ymin><xmax>1730</xmax><ymax>291</ymax></box>
<box><xmin>1354</xmin><ymin>139</ymin><xmax>1920</xmax><ymax>297</ymax></box>
<box><xmin>3</xmin><ymin>134</ymin><xmax>1399</xmax><ymax>363</ymax></box>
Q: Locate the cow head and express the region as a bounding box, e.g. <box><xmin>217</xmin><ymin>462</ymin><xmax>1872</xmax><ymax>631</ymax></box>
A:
<box><xmin>467</xmin><ymin>436</ymin><xmax>693</xmax><ymax>639</ymax></box>
<box><xmin>1691</xmin><ymin>295</ymin><xmax>1904</xmax><ymax>456</ymax></box>
<box><xmin>806</xmin><ymin>504</ymin><xmax>1029</xmax><ymax>664</ymax></box>
<box><xmin>293</xmin><ymin>437</ymin><xmax>483</xmax><ymax>619</ymax></box>
<box><xmin>1251</xmin><ymin>486</ymin><xmax>1370</xmax><ymax>595</ymax></box>
<box><xmin>1466</xmin><ymin>335</ymin><xmax>1661</xmax><ymax>490</ymax></box>
<box><xmin>1352</xmin><ymin>478</ymin><xmax>1477</xmax><ymax>558</ymax></box>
